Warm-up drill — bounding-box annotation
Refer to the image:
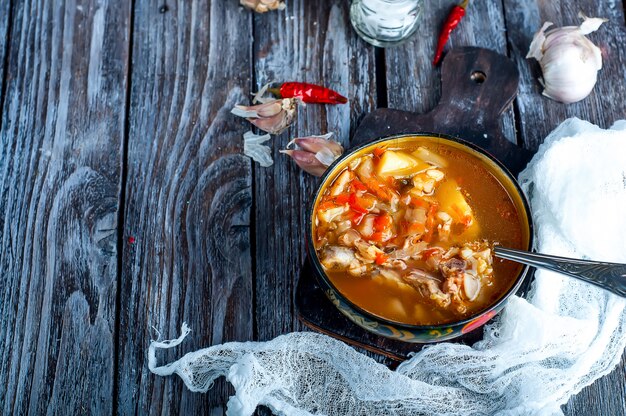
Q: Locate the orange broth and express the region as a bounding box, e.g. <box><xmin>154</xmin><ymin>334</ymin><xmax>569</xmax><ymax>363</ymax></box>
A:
<box><xmin>313</xmin><ymin>138</ymin><xmax>526</xmax><ymax>325</ymax></box>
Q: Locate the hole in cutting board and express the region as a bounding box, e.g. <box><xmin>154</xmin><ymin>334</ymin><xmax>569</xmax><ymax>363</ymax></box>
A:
<box><xmin>471</xmin><ymin>71</ymin><xmax>487</xmax><ymax>84</ymax></box>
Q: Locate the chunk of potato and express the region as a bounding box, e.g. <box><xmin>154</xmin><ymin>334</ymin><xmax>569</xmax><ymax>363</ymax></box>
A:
<box><xmin>436</xmin><ymin>179</ymin><xmax>472</xmax><ymax>222</ymax></box>
<box><xmin>377</xmin><ymin>150</ymin><xmax>430</xmax><ymax>177</ymax></box>
<box><xmin>387</xmin><ymin>298</ymin><xmax>408</xmax><ymax>320</ymax></box>
<box><xmin>412</xmin><ymin>147</ymin><xmax>448</xmax><ymax>167</ymax></box>
<box><xmin>435</xmin><ymin>180</ymin><xmax>480</xmax><ymax>240</ymax></box>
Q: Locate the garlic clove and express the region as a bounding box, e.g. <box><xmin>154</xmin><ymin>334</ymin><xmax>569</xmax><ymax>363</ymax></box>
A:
<box><xmin>248</xmin><ymin>111</ymin><xmax>293</xmax><ymax>135</ymax></box>
<box><xmin>231</xmin><ymin>100</ymin><xmax>284</xmax><ymax>119</ymax></box>
<box><xmin>255</xmin><ymin>101</ymin><xmax>286</xmax><ymax>118</ymax></box>
<box><xmin>232</xmin><ymin>98</ymin><xmax>297</xmax><ymax>134</ymax></box>
<box><xmin>290</xmin><ymin>134</ymin><xmax>343</xmax><ymax>158</ymax></box>
<box><xmin>280</xmin><ymin>149</ymin><xmax>328</xmax><ymax>176</ymax></box>
<box><xmin>281</xmin><ymin>133</ymin><xmax>343</xmax><ymax>176</ymax></box>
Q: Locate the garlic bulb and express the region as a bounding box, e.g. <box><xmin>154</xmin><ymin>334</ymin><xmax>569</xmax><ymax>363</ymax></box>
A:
<box><xmin>526</xmin><ymin>13</ymin><xmax>607</xmax><ymax>104</ymax></box>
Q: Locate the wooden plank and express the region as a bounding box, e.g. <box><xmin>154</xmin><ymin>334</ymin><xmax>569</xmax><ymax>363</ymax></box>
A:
<box><xmin>0</xmin><ymin>0</ymin><xmax>130</xmax><ymax>414</ymax></box>
<box><xmin>115</xmin><ymin>1</ymin><xmax>253</xmax><ymax>414</ymax></box>
<box><xmin>385</xmin><ymin>0</ymin><xmax>518</xmax><ymax>144</ymax></box>
<box><xmin>0</xmin><ymin>0</ymin><xmax>10</xmax><ymax>114</ymax></box>
<box><xmin>563</xmin><ymin>367</ymin><xmax>626</xmax><ymax>416</ymax></box>
<box><xmin>502</xmin><ymin>1</ymin><xmax>626</xmax><ymax>414</ymax></box>
<box><xmin>252</xmin><ymin>1</ymin><xmax>377</xmax><ymax>342</ymax></box>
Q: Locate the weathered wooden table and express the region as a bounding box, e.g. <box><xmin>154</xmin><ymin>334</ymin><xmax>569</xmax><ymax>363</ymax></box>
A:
<box><xmin>1</xmin><ymin>0</ymin><xmax>625</xmax><ymax>414</ymax></box>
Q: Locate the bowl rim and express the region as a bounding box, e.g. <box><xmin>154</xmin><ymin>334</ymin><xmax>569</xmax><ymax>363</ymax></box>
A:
<box><xmin>306</xmin><ymin>132</ymin><xmax>534</xmax><ymax>331</ymax></box>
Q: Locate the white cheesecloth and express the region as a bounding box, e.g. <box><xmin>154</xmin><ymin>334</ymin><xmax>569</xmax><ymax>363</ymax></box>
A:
<box><xmin>148</xmin><ymin>118</ymin><xmax>626</xmax><ymax>416</ymax></box>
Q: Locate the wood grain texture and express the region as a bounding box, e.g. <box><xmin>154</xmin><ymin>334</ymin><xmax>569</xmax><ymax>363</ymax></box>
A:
<box><xmin>385</xmin><ymin>0</ymin><xmax>518</xmax><ymax>144</ymax></box>
<box><xmin>501</xmin><ymin>1</ymin><xmax>626</xmax><ymax>414</ymax></box>
<box><xmin>0</xmin><ymin>0</ymin><xmax>624</xmax><ymax>415</ymax></box>
<box><xmin>252</xmin><ymin>1</ymin><xmax>377</xmax><ymax>342</ymax></box>
<box><xmin>0</xmin><ymin>0</ymin><xmax>10</xmax><ymax>117</ymax></box>
<box><xmin>0</xmin><ymin>0</ymin><xmax>129</xmax><ymax>414</ymax></box>
<box><xmin>116</xmin><ymin>1</ymin><xmax>253</xmax><ymax>414</ymax></box>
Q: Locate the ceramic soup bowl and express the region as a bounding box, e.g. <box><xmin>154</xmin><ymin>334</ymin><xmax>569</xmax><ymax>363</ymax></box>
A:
<box><xmin>307</xmin><ymin>133</ymin><xmax>533</xmax><ymax>343</ymax></box>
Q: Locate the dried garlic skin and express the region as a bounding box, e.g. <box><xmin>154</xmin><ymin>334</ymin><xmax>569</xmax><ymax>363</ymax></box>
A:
<box><xmin>243</xmin><ymin>131</ymin><xmax>274</xmax><ymax>167</ymax></box>
<box><xmin>526</xmin><ymin>14</ymin><xmax>607</xmax><ymax>104</ymax></box>
<box><xmin>240</xmin><ymin>0</ymin><xmax>286</xmax><ymax>13</ymax></box>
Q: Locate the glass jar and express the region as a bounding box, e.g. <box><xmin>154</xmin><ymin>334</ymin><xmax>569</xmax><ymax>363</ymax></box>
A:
<box><xmin>350</xmin><ymin>0</ymin><xmax>423</xmax><ymax>47</ymax></box>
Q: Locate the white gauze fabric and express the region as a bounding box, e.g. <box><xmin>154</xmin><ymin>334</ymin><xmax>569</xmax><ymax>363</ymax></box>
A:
<box><xmin>148</xmin><ymin>118</ymin><xmax>626</xmax><ymax>416</ymax></box>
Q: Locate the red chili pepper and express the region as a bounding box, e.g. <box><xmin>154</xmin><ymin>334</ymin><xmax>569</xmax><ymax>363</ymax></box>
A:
<box><xmin>433</xmin><ymin>0</ymin><xmax>469</xmax><ymax>66</ymax></box>
<box><xmin>269</xmin><ymin>82</ymin><xmax>348</xmax><ymax>104</ymax></box>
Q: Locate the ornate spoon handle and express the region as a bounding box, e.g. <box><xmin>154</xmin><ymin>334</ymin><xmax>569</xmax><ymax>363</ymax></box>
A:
<box><xmin>493</xmin><ymin>247</ymin><xmax>626</xmax><ymax>298</ymax></box>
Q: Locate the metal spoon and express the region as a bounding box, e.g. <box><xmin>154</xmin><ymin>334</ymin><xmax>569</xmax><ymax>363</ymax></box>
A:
<box><xmin>493</xmin><ymin>247</ymin><xmax>626</xmax><ymax>298</ymax></box>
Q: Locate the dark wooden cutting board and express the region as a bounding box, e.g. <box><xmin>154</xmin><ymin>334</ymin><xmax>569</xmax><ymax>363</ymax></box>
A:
<box><xmin>295</xmin><ymin>47</ymin><xmax>534</xmax><ymax>361</ymax></box>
